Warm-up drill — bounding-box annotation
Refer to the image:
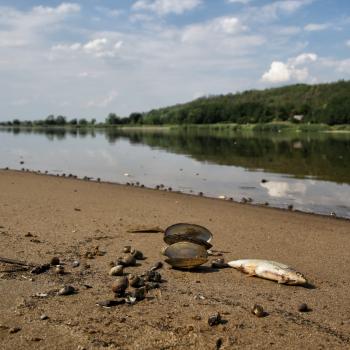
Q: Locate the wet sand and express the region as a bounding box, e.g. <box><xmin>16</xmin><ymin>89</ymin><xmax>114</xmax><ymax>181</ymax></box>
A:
<box><xmin>0</xmin><ymin>170</ymin><xmax>349</xmax><ymax>349</ymax></box>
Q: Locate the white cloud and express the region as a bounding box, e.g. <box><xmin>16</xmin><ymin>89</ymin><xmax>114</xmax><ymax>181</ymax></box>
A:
<box><xmin>262</xmin><ymin>62</ymin><xmax>292</xmax><ymax>83</ymax></box>
<box><xmin>32</xmin><ymin>3</ymin><xmax>80</xmax><ymax>16</ymax></box>
<box><xmin>0</xmin><ymin>3</ymin><xmax>80</xmax><ymax>48</ymax></box>
<box><xmin>246</xmin><ymin>0</ymin><xmax>314</xmax><ymax>22</ymax></box>
<box><xmin>261</xmin><ymin>181</ymin><xmax>306</xmax><ymax>198</ymax></box>
<box><xmin>227</xmin><ymin>0</ymin><xmax>251</xmax><ymax>4</ymax></box>
<box><xmin>182</xmin><ymin>16</ymin><xmax>247</xmax><ymax>42</ymax></box>
<box><xmin>262</xmin><ymin>52</ymin><xmax>317</xmax><ymax>83</ymax></box>
<box><xmin>52</xmin><ymin>38</ymin><xmax>123</xmax><ymax>58</ymax></box>
<box><xmin>292</xmin><ymin>53</ymin><xmax>317</xmax><ymax>65</ymax></box>
<box><xmin>346</xmin><ymin>40</ymin><xmax>350</xmax><ymax>47</ymax></box>
<box><xmin>321</xmin><ymin>58</ymin><xmax>350</xmax><ymax>74</ymax></box>
<box><xmin>132</xmin><ymin>0</ymin><xmax>202</xmax><ymax>16</ymax></box>
<box><xmin>304</xmin><ymin>23</ymin><xmax>329</xmax><ymax>31</ymax></box>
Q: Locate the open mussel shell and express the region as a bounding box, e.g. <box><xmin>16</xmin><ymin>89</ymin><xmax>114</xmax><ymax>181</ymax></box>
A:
<box><xmin>164</xmin><ymin>223</ymin><xmax>213</xmax><ymax>246</ymax></box>
<box><xmin>163</xmin><ymin>241</ymin><xmax>208</xmax><ymax>269</ymax></box>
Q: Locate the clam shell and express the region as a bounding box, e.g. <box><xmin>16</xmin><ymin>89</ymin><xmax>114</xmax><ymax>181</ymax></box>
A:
<box><xmin>164</xmin><ymin>223</ymin><xmax>213</xmax><ymax>246</ymax></box>
<box><xmin>163</xmin><ymin>242</ymin><xmax>208</xmax><ymax>269</ymax></box>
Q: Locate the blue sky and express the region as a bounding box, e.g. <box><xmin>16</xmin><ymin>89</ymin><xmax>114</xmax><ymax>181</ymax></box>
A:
<box><xmin>0</xmin><ymin>0</ymin><xmax>349</xmax><ymax>121</ymax></box>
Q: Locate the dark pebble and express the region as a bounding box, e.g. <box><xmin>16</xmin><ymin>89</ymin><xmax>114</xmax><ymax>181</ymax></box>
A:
<box><xmin>144</xmin><ymin>270</ymin><xmax>162</xmax><ymax>283</ymax></box>
<box><xmin>9</xmin><ymin>327</ymin><xmax>21</xmax><ymax>334</ymax></box>
<box><xmin>145</xmin><ymin>282</ymin><xmax>160</xmax><ymax>290</ymax></box>
<box><xmin>50</xmin><ymin>256</ymin><xmax>60</xmax><ymax>266</ymax></box>
<box><xmin>31</xmin><ymin>264</ymin><xmax>50</xmax><ymax>274</ymax></box>
<box><xmin>96</xmin><ymin>299</ymin><xmax>125</xmax><ymax>307</ymax></box>
<box><xmin>208</xmin><ymin>313</ymin><xmax>222</xmax><ymax>326</ymax></box>
<box><xmin>298</xmin><ymin>303</ymin><xmax>309</xmax><ymax>312</ymax></box>
<box><xmin>150</xmin><ymin>261</ymin><xmax>163</xmax><ymax>271</ymax></box>
<box><xmin>216</xmin><ymin>338</ymin><xmax>223</xmax><ymax>350</ymax></box>
<box><xmin>130</xmin><ymin>286</ymin><xmax>146</xmax><ymax>301</ymax></box>
<box><xmin>131</xmin><ymin>249</ymin><xmax>144</xmax><ymax>260</ymax></box>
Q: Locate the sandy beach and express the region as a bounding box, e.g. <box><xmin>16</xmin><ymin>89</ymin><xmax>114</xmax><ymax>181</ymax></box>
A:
<box><xmin>0</xmin><ymin>170</ymin><xmax>349</xmax><ymax>349</ymax></box>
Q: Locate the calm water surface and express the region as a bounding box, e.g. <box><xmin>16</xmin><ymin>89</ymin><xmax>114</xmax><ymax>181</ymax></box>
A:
<box><xmin>1</xmin><ymin>127</ymin><xmax>349</xmax><ymax>219</ymax></box>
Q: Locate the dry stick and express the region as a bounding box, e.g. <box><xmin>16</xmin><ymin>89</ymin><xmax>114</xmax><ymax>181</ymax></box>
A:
<box><xmin>0</xmin><ymin>256</ymin><xmax>36</xmax><ymax>267</ymax></box>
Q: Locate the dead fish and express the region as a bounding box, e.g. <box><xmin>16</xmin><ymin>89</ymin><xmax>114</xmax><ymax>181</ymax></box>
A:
<box><xmin>228</xmin><ymin>259</ymin><xmax>307</xmax><ymax>285</ymax></box>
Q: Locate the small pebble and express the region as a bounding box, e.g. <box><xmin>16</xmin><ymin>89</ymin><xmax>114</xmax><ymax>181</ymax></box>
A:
<box><xmin>58</xmin><ymin>285</ymin><xmax>76</xmax><ymax>296</ymax></box>
<box><xmin>40</xmin><ymin>314</ymin><xmax>48</xmax><ymax>320</ymax></box>
<box><xmin>55</xmin><ymin>265</ymin><xmax>64</xmax><ymax>274</ymax></box>
<box><xmin>121</xmin><ymin>254</ymin><xmax>136</xmax><ymax>266</ymax></box>
<box><xmin>216</xmin><ymin>338</ymin><xmax>223</xmax><ymax>350</ymax></box>
<box><xmin>208</xmin><ymin>313</ymin><xmax>222</xmax><ymax>326</ymax></box>
<box><xmin>123</xmin><ymin>245</ymin><xmax>131</xmax><ymax>253</ymax></box>
<box><xmin>96</xmin><ymin>299</ymin><xmax>125</xmax><ymax>307</ymax></box>
<box><xmin>298</xmin><ymin>303</ymin><xmax>309</xmax><ymax>312</ymax></box>
<box><xmin>130</xmin><ymin>286</ymin><xmax>146</xmax><ymax>301</ymax></box>
<box><xmin>9</xmin><ymin>327</ymin><xmax>21</xmax><ymax>334</ymax></box>
<box><xmin>72</xmin><ymin>260</ymin><xmax>80</xmax><ymax>268</ymax></box>
<box><xmin>111</xmin><ymin>276</ymin><xmax>129</xmax><ymax>294</ymax></box>
<box><xmin>144</xmin><ymin>270</ymin><xmax>162</xmax><ymax>283</ymax></box>
<box><xmin>145</xmin><ymin>282</ymin><xmax>160</xmax><ymax>290</ymax></box>
<box><xmin>150</xmin><ymin>261</ymin><xmax>163</xmax><ymax>271</ymax></box>
<box><xmin>50</xmin><ymin>256</ymin><xmax>60</xmax><ymax>266</ymax></box>
<box><xmin>109</xmin><ymin>265</ymin><xmax>124</xmax><ymax>276</ymax></box>
<box><xmin>251</xmin><ymin>304</ymin><xmax>265</xmax><ymax>317</ymax></box>
<box><xmin>131</xmin><ymin>249</ymin><xmax>144</xmax><ymax>260</ymax></box>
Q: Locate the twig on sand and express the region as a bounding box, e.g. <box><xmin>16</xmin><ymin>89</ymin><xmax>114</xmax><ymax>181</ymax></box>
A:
<box><xmin>127</xmin><ymin>226</ymin><xmax>164</xmax><ymax>233</ymax></box>
<box><xmin>0</xmin><ymin>256</ymin><xmax>36</xmax><ymax>267</ymax></box>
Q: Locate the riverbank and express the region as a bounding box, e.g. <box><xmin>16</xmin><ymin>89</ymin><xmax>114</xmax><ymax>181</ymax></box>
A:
<box><xmin>0</xmin><ymin>170</ymin><xmax>349</xmax><ymax>349</ymax></box>
<box><xmin>1</xmin><ymin>122</ymin><xmax>350</xmax><ymax>134</ymax></box>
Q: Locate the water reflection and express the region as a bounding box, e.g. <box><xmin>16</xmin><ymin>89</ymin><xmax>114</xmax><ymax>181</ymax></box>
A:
<box><xmin>0</xmin><ymin>126</ymin><xmax>349</xmax><ymax>218</ymax></box>
<box><xmin>2</xmin><ymin>126</ymin><xmax>348</xmax><ymax>184</ymax></box>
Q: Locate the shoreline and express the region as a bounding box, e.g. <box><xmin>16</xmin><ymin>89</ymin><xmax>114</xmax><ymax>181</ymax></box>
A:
<box><xmin>2</xmin><ymin>168</ymin><xmax>348</xmax><ymax>222</ymax></box>
<box><xmin>1</xmin><ymin>122</ymin><xmax>350</xmax><ymax>133</ymax></box>
<box><xmin>0</xmin><ymin>170</ymin><xmax>349</xmax><ymax>349</ymax></box>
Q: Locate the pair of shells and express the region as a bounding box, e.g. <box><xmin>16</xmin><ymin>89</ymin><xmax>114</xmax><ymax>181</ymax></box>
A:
<box><xmin>163</xmin><ymin>223</ymin><xmax>213</xmax><ymax>269</ymax></box>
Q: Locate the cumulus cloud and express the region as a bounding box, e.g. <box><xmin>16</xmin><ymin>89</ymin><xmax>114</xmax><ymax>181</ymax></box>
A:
<box><xmin>246</xmin><ymin>0</ymin><xmax>314</xmax><ymax>22</ymax></box>
<box><xmin>32</xmin><ymin>3</ymin><xmax>80</xmax><ymax>16</ymax></box>
<box><xmin>182</xmin><ymin>16</ymin><xmax>247</xmax><ymax>42</ymax></box>
<box><xmin>0</xmin><ymin>3</ymin><xmax>80</xmax><ymax>48</ymax></box>
<box><xmin>304</xmin><ymin>23</ymin><xmax>329</xmax><ymax>31</ymax></box>
<box><xmin>262</xmin><ymin>52</ymin><xmax>317</xmax><ymax>83</ymax></box>
<box><xmin>132</xmin><ymin>0</ymin><xmax>202</xmax><ymax>16</ymax></box>
<box><xmin>52</xmin><ymin>38</ymin><xmax>123</xmax><ymax>58</ymax></box>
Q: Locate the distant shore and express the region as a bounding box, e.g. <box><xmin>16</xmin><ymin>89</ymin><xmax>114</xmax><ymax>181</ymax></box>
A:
<box><xmin>1</xmin><ymin>122</ymin><xmax>350</xmax><ymax>134</ymax></box>
<box><xmin>0</xmin><ymin>170</ymin><xmax>349</xmax><ymax>349</ymax></box>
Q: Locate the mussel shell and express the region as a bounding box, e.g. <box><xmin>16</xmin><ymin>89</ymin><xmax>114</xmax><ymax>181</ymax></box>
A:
<box><xmin>164</xmin><ymin>223</ymin><xmax>213</xmax><ymax>245</ymax></box>
<box><xmin>164</xmin><ymin>235</ymin><xmax>212</xmax><ymax>249</ymax></box>
<box><xmin>163</xmin><ymin>242</ymin><xmax>208</xmax><ymax>269</ymax></box>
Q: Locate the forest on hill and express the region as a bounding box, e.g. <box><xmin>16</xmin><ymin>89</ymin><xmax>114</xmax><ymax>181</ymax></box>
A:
<box><xmin>131</xmin><ymin>80</ymin><xmax>350</xmax><ymax>126</ymax></box>
<box><xmin>2</xmin><ymin>80</ymin><xmax>350</xmax><ymax>127</ymax></box>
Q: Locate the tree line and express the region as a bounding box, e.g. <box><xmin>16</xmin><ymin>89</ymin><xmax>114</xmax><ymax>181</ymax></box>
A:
<box><xmin>1</xmin><ymin>80</ymin><xmax>350</xmax><ymax>127</ymax></box>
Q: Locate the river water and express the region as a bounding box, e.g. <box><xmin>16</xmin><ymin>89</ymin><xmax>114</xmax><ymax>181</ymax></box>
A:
<box><xmin>1</xmin><ymin>127</ymin><xmax>349</xmax><ymax>219</ymax></box>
